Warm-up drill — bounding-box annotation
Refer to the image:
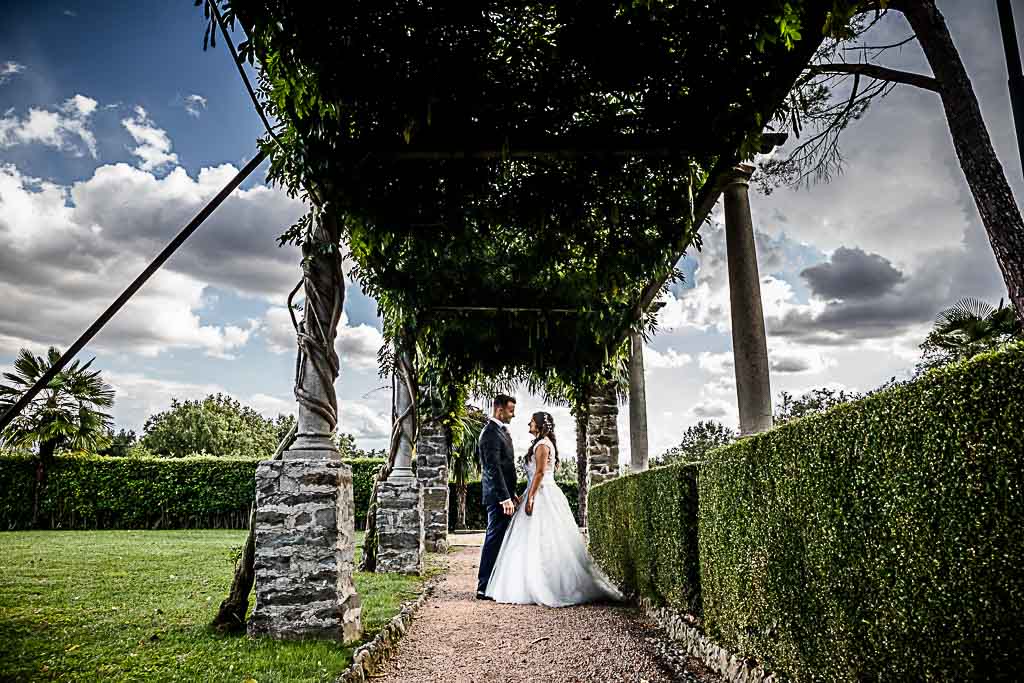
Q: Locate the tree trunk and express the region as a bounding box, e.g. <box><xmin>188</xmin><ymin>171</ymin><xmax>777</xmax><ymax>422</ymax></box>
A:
<box><xmin>896</xmin><ymin>0</ymin><xmax>1024</xmax><ymax>319</ymax></box>
<box><xmin>210</xmin><ymin>424</ymin><xmax>295</xmax><ymax>633</ymax></box>
<box><xmin>574</xmin><ymin>404</ymin><xmax>588</xmax><ymax>527</ymax></box>
<box><xmin>32</xmin><ymin>440</ymin><xmax>57</xmax><ymax>529</ymax></box>
<box><xmin>456</xmin><ymin>482</ymin><xmax>467</xmax><ymax>530</ymax></box>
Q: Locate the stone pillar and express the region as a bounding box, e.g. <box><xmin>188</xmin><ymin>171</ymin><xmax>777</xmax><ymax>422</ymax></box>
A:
<box><xmin>416</xmin><ymin>420</ymin><xmax>449</xmax><ymax>552</ymax></box>
<box><xmin>627</xmin><ymin>330</ymin><xmax>649</xmax><ymax>473</ymax></box>
<box><xmin>248</xmin><ymin>459</ymin><xmax>362</xmax><ymax>642</ymax></box>
<box><xmin>376</xmin><ymin>336</ymin><xmax>425</xmax><ymax>574</ymax></box>
<box><xmin>249</xmin><ymin>217</ymin><xmax>361</xmax><ymax>641</ymax></box>
<box><xmin>723</xmin><ymin>164</ymin><xmax>773</xmax><ymax>436</ymax></box>
<box><xmin>585</xmin><ymin>382</ymin><xmax>620</xmax><ymax>526</ymax></box>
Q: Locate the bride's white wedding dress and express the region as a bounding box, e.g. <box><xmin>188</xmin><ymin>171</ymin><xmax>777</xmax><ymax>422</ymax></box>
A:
<box><xmin>484</xmin><ymin>437</ymin><xmax>623</xmax><ymax>607</ymax></box>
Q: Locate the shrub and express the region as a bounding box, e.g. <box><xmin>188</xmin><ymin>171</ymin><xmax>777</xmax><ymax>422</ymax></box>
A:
<box><xmin>588</xmin><ymin>463</ymin><xmax>700</xmax><ymax>614</ymax></box>
<box><xmin>0</xmin><ymin>454</ymin><xmax>384</xmax><ymax>530</ymax></box>
<box><xmin>448</xmin><ymin>480</ymin><xmax>580</xmax><ymax>530</ymax></box>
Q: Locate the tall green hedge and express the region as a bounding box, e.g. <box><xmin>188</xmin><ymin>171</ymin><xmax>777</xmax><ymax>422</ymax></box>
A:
<box><xmin>0</xmin><ymin>455</ymin><xmax>385</xmax><ymax>531</ymax></box>
<box><xmin>588</xmin><ymin>463</ymin><xmax>700</xmax><ymax>614</ymax></box>
<box><xmin>449</xmin><ymin>480</ymin><xmax>580</xmax><ymax>530</ymax></box>
<box><xmin>589</xmin><ymin>343</ymin><xmax>1024</xmax><ymax>681</ymax></box>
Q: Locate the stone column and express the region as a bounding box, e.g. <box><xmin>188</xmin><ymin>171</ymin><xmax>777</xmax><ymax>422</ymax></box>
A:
<box><xmin>628</xmin><ymin>330</ymin><xmax>649</xmax><ymax>473</ymax></box>
<box><xmin>584</xmin><ymin>382</ymin><xmax>620</xmax><ymax>527</ymax></box>
<box><xmin>415</xmin><ymin>419</ymin><xmax>450</xmax><ymax>552</ymax></box>
<box><xmin>375</xmin><ymin>335</ymin><xmax>425</xmax><ymax>574</ymax></box>
<box><xmin>249</xmin><ymin>214</ymin><xmax>361</xmax><ymax>641</ymax></box>
<box><xmin>723</xmin><ymin>164</ymin><xmax>773</xmax><ymax>435</ymax></box>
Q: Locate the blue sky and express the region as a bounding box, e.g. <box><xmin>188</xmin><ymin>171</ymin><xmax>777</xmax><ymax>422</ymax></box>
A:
<box><xmin>0</xmin><ymin>1</ymin><xmax>1019</xmax><ymax>457</ymax></box>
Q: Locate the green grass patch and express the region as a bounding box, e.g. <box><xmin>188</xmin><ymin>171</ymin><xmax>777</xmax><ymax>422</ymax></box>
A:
<box><xmin>0</xmin><ymin>530</ymin><xmax>427</xmax><ymax>682</ymax></box>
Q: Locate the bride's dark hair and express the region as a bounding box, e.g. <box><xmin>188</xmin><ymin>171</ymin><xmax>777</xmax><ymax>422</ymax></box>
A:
<box><xmin>525</xmin><ymin>411</ymin><xmax>559</xmax><ymax>465</ymax></box>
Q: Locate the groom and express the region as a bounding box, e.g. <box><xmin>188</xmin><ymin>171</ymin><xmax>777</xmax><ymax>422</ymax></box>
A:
<box><xmin>476</xmin><ymin>393</ymin><xmax>518</xmax><ymax>600</ymax></box>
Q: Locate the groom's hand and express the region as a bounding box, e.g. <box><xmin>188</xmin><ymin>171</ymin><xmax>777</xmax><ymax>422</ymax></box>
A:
<box><xmin>500</xmin><ymin>499</ymin><xmax>514</xmax><ymax>516</ymax></box>
<box><xmin>513</xmin><ymin>494</ymin><xmax>521</xmax><ymax>508</ymax></box>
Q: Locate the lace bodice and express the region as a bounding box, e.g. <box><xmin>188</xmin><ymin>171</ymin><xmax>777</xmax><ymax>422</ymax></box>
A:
<box><xmin>526</xmin><ymin>437</ymin><xmax>557</xmax><ymax>484</ymax></box>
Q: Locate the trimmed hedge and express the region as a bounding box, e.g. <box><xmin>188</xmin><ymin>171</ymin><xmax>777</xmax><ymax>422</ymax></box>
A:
<box><xmin>590</xmin><ymin>343</ymin><xmax>1024</xmax><ymax>681</ymax></box>
<box><xmin>0</xmin><ymin>454</ymin><xmax>385</xmax><ymax>531</ymax></box>
<box><xmin>449</xmin><ymin>480</ymin><xmax>580</xmax><ymax>530</ymax></box>
<box><xmin>588</xmin><ymin>463</ymin><xmax>700</xmax><ymax>614</ymax></box>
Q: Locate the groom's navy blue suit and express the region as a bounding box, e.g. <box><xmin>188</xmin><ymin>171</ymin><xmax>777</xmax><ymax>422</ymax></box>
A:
<box><xmin>477</xmin><ymin>418</ymin><xmax>518</xmax><ymax>595</ymax></box>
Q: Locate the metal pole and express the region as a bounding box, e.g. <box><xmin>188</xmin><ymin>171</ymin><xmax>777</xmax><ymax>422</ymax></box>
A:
<box><xmin>0</xmin><ymin>149</ymin><xmax>268</xmax><ymax>433</ymax></box>
<box><xmin>998</xmin><ymin>0</ymin><xmax>1024</xmax><ymax>175</ymax></box>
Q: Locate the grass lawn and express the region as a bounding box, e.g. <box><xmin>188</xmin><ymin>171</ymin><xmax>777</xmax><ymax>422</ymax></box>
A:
<box><xmin>0</xmin><ymin>530</ymin><xmax>431</xmax><ymax>682</ymax></box>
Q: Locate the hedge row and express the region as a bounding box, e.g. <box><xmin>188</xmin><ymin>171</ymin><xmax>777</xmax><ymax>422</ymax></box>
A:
<box><xmin>589</xmin><ymin>343</ymin><xmax>1024</xmax><ymax>681</ymax></box>
<box><xmin>448</xmin><ymin>480</ymin><xmax>580</xmax><ymax>530</ymax></box>
<box><xmin>0</xmin><ymin>455</ymin><xmax>385</xmax><ymax>531</ymax></box>
<box><xmin>588</xmin><ymin>463</ymin><xmax>700</xmax><ymax>614</ymax></box>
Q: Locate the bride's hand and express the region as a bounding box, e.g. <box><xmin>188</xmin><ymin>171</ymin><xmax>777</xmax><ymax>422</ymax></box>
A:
<box><xmin>525</xmin><ymin>497</ymin><xmax>534</xmax><ymax>516</ymax></box>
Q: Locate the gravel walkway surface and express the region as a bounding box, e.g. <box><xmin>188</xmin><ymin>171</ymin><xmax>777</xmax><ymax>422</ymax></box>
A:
<box><xmin>375</xmin><ymin>547</ymin><xmax>719</xmax><ymax>683</ymax></box>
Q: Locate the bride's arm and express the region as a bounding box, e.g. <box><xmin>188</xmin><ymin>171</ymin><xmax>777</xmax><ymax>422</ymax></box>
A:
<box><xmin>524</xmin><ymin>444</ymin><xmax>549</xmax><ymax>516</ymax></box>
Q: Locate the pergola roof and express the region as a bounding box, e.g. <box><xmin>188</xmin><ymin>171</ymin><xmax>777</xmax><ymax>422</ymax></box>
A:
<box><xmin>222</xmin><ymin>0</ymin><xmax>831</xmax><ymax>383</ymax></box>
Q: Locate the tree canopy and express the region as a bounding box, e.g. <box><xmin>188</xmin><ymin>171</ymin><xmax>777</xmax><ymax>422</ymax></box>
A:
<box><xmin>200</xmin><ymin>0</ymin><xmax>840</xmax><ymax>390</ymax></box>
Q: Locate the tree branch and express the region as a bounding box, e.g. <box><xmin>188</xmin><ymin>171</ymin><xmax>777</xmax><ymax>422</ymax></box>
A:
<box><xmin>805</xmin><ymin>62</ymin><xmax>940</xmax><ymax>92</ymax></box>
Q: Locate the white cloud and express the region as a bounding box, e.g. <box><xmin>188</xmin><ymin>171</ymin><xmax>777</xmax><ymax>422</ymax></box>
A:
<box><xmin>698</xmin><ymin>351</ymin><xmax>734</xmax><ymax>375</ymax></box>
<box><xmin>0</xmin><ymin>61</ymin><xmax>25</xmax><ymax>85</ymax></box>
<box><xmin>121</xmin><ymin>106</ymin><xmax>178</xmax><ymax>172</ymax></box>
<box><xmin>0</xmin><ymin>160</ymin><xmax>302</xmax><ymax>359</ymax></box>
<box><xmin>183</xmin><ymin>94</ymin><xmax>207</xmax><ymax>118</ymax></box>
<box><xmin>337</xmin><ymin>401</ymin><xmax>391</xmax><ymax>439</ymax></box>
<box><xmin>263</xmin><ymin>307</ymin><xmax>383</xmax><ymax>371</ymax></box>
<box><xmin>644</xmin><ymin>346</ymin><xmax>692</xmax><ymax>369</ymax></box>
<box><xmin>0</xmin><ymin>94</ymin><xmax>98</xmax><ymax>156</ymax></box>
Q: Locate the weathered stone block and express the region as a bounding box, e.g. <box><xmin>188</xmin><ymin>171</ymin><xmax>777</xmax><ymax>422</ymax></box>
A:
<box><xmin>248</xmin><ymin>459</ymin><xmax>362</xmax><ymax>642</ymax></box>
<box><xmin>415</xmin><ymin>419</ymin><xmax>449</xmax><ymax>553</ymax></box>
<box><xmin>376</xmin><ymin>474</ymin><xmax>425</xmax><ymax>574</ymax></box>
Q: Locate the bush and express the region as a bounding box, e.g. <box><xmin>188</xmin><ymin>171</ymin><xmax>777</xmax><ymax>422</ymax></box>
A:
<box><xmin>0</xmin><ymin>454</ymin><xmax>384</xmax><ymax>530</ymax></box>
<box><xmin>449</xmin><ymin>480</ymin><xmax>580</xmax><ymax>530</ymax></box>
<box><xmin>590</xmin><ymin>344</ymin><xmax>1024</xmax><ymax>680</ymax></box>
<box><xmin>588</xmin><ymin>463</ymin><xmax>700</xmax><ymax>614</ymax></box>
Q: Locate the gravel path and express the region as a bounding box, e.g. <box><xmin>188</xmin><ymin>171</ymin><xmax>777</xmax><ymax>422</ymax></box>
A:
<box><xmin>375</xmin><ymin>547</ymin><xmax>719</xmax><ymax>682</ymax></box>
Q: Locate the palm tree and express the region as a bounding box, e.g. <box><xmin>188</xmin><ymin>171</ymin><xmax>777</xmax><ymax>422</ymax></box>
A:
<box><xmin>0</xmin><ymin>347</ymin><xmax>114</xmax><ymax>526</ymax></box>
<box><xmin>448</xmin><ymin>405</ymin><xmax>486</xmax><ymax>530</ymax></box>
<box><xmin>918</xmin><ymin>297</ymin><xmax>1022</xmax><ymax>373</ymax></box>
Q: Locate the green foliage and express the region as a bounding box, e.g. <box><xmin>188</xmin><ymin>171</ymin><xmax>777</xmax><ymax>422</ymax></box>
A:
<box><xmin>97</xmin><ymin>428</ymin><xmax>138</xmax><ymax>457</ymax></box>
<box><xmin>917</xmin><ymin>297</ymin><xmax>1022</xmax><ymax>374</ymax></box>
<box><xmin>0</xmin><ymin>454</ymin><xmax>385</xmax><ymax>531</ymax></box>
<box><xmin>773</xmin><ymin>385</ymin><xmax>863</xmax><ymax>424</ymax></box>
<box><xmin>655</xmin><ymin>420</ymin><xmax>734</xmax><ymax>466</ymax></box>
<box><xmin>0</xmin><ymin>347</ymin><xmax>114</xmax><ymax>457</ymax></box>
<box><xmin>448</xmin><ymin>480</ymin><xmax>580</xmax><ymax>530</ymax></box>
<box><xmin>140</xmin><ymin>393</ymin><xmax>289</xmax><ymax>459</ymax></box>
<box><xmin>588</xmin><ymin>463</ymin><xmax>700</xmax><ymax>614</ymax></box>
<box><xmin>697</xmin><ymin>343</ymin><xmax>1024</xmax><ymax>680</ymax></box>
<box><xmin>198</xmin><ymin>1</ymin><xmax>832</xmax><ymax>388</ymax></box>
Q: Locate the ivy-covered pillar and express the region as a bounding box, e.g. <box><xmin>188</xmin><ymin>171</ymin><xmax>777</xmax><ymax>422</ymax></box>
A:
<box><xmin>723</xmin><ymin>164</ymin><xmax>773</xmax><ymax>436</ymax></box>
<box><xmin>375</xmin><ymin>331</ymin><xmax>425</xmax><ymax>574</ymax></box>
<box><xmin>584</xmin><ymin>381</ymin><xmax>620</xmax><ymax>527</ymax></box>
<box><xmin>415</xmin><ymin>418</ymin><xmax>449</xmax><ymax>552</ymax></box>
<box><xmin>249</xmin><ymin>213</ymin><xmax>362</xmax><ymax>642</ymax></box>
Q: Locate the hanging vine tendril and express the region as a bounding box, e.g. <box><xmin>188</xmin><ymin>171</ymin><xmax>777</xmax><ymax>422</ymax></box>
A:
<box><xmin>287</xmin><ymin>209</ymin><xmax>344</xmax><ymax>432</ymax></box>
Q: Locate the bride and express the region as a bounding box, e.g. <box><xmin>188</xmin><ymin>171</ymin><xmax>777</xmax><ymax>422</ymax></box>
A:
<box><xmin>485</xmin><ymin>411</ymin><xmax>623</xmax><ymax>607</ymax></box>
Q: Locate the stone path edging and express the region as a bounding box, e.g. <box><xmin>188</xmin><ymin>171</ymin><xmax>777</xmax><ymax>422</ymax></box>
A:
<box><xmin>639</xmin><ymin>598</ymin><xmax>782</xmax><ymax>683</ymax></box>
<box><xmin>335</xmin><ymin>562</ymin><xmax>448</xmax><ymax>683</ymax></box>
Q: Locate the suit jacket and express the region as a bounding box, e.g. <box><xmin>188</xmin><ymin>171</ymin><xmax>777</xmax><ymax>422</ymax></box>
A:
<box><xmin>478</xmin><ymin>420</ymin><xmax>517</xmax><ymax>506</ymax></box>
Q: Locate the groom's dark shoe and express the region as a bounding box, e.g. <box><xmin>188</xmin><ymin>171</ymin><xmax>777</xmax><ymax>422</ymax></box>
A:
<box><xmin>475</xmin><ymin>591</ymin><xmax>494</xmax><ymax>601</ymax></box>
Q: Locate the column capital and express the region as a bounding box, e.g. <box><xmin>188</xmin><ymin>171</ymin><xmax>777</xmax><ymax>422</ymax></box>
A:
<box><xmin>722</xmin><ymin>163</ymin><xmax>755</xmax><ymax>189</ymax></box>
